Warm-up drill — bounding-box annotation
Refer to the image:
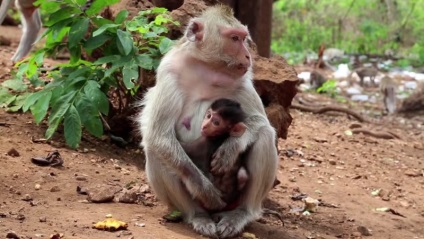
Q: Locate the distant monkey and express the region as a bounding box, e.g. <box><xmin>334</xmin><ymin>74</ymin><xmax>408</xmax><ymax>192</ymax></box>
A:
<box><xmin>181</xmin><ymin>98</ymin><xmax>249</xmax><ymax>205</ymax></box>
<box><xmin>380</xmin><ymin>75</ymin><xmax>397</xmax><ymax>114</ymax></box>
<box><xmin>0</xmin><ymin>0</ymin><xmax>41</xmax><ymax>62</ymax></box>
<box><xmin>310</xmin><ymin>70</ymin><xmax>327</xmax><ymax>90</ymax></box>
<box><xmin>137</xmin><ymin>5</ymin><xmax>278</xmax><ymax>238</ymax></box>
<box><xmin>355</xmin><ymin>67</ymin><xmax>378</xmax><ymax>87</ymax></box>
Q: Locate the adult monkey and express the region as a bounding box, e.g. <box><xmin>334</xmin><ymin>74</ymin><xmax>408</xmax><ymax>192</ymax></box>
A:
<box><xmin>137</xmin><ymin>5</ymin><xmax>278</xmax><ymax>238</ymax></box>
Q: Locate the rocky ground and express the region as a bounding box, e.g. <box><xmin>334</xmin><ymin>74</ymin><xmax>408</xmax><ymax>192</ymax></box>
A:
<box><xmin>1</xmin><ymin>25</ymin><xmax>424</xmax><ymax>239</ymax></box>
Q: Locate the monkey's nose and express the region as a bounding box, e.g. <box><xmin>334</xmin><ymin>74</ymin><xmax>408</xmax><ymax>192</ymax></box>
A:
<box><xmin>246</xmin><ymin>55</ymin><xmax>250</xmax><ymax>60</ymax></box>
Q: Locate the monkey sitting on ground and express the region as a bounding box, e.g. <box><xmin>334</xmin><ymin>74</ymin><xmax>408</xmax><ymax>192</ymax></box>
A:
<box><xmin>181</xmin><ymin>99</ymin><xmax>249</xmax><ymax>207</ymax></box>
<box><xmin>138</xmin><ymin>5</ymin><xmax>278</xmax><ymax>238</ymax></box>
<box><xmin>380</xmin><ymin>75</ymin><xmax>397</xmax><ymax>114</ymax></box>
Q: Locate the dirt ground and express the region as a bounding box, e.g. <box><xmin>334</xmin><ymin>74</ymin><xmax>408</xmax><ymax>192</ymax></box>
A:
<box><xmin>1</xmin><ymin>25</ymin><xmax>424</xmax><ymax>239</ymax></box>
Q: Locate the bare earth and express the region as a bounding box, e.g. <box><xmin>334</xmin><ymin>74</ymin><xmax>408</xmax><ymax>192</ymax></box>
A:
<box><xmin>1</xmin><ymin>25</ymin><xmax>424</xmax><ymax>239</ymax></box>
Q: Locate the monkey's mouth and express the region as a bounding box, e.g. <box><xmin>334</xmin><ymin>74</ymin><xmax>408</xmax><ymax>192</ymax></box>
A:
<box><xmin>236</xmin><ymin>65</ymin><xmax>248</xmax><ymax>74</ymax></box>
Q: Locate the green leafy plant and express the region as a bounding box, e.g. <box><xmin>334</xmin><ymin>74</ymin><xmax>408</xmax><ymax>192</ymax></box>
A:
<box><xmin>0</xmin><ymin>0</ymin><xmax>179</xmax><ymax>148</ymax></box>
<box><xmin>317</xmin><ymin>79</ymin><xmax>338</xmax><ymax>98</ymax></box>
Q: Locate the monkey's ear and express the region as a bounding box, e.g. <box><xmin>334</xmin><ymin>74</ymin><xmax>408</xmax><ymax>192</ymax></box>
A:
<box><xmin>230</xmin><ymin>122</ymin><xmax>247</xmax><ymax>137</ymax></box>
<box><xmin>186</xmin><ymin>20</ymin><xmax>204</xmax><ymax>42</ymax></box>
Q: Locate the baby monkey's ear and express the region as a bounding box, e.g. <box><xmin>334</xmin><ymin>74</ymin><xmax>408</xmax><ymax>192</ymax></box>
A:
<box><xmin>229</xmin><ymin>122</ymin><xmax>247</xmax><ymax>137</ymax></box>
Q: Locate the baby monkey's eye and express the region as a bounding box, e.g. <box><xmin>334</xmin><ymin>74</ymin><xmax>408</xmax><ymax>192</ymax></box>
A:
<box><xmin>232</xmin><ymin>36</ymin><xmax>239</xmax><ymax>41</ymax></box>
<box><xmin>213</xmin><ymin>120</ymin><xmax>220</xmax><ymax>126</ymax></box>
<box><xmin>206</xmin><ymin>113</ymin><xmax>211</xmax><ymax>119</ymax></box>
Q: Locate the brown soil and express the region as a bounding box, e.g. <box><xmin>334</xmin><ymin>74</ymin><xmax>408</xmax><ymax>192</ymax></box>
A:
<box><xmin>1</xmin><ymin>25</ymin><xmax>424</xmax><ymax>239</ymax></box>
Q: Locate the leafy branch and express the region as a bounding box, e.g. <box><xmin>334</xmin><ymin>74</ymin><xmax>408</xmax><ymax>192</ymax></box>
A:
<box><xmin>0</xmin><ymin>0</ymin><xmax>179</xmax><ymax>148</ymax></box>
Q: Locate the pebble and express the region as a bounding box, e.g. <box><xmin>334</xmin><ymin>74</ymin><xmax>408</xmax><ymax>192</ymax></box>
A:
<box><xmin>39</xmin><ymin>217</ymin><xmax>47</xmax><ymax>222</ymax></box>
<box><xmin>357</xmin><ymin>226</ymin><xmax>372</xmax><ymax>236</ymax></box>
<box><xmin>7</xmin><ymin>148</ymin><xmax>20</xmax><ymax>157</ymax></box>
<box><xmin>75</xmin><ymin>175</ymin><xmax>87</xmax><ymax>181</ymax></box>
<box><xmin>6</xmin><ymin>231</ymin><xmax>20</xmax><ymax>239</ymax></box>
<box><xmin>50</xmin><ymin>186</ymin><xmax>61</xmax><ymax>192</ymax></box>
<box><xmin>22</xmin><ymin>194</ymin><xmax>32</xmax><ymax>201</ymax></box>
<box><xmin>35</xmin><ymin>184</ymin><xmax>41</xmax><ymax>190</ymax></box>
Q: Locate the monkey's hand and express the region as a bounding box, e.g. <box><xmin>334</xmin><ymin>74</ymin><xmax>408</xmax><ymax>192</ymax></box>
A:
<box><xmin>210</xmin><ymin>140</ymin><xmax>241</xmax><ymax>175</ymax></box>
<box><xmin>182</xmin><ymin>176</ymin><xmax>226</xmax><ymax>210</ymax></box>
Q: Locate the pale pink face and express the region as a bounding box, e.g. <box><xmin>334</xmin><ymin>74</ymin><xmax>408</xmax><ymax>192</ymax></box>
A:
<box><xmin>220</xmin><ymin>27</ymin><xmax>251</xmax><ymax>75</ymax></box>
<box><xmin>201</xmin><ymin>109</ymin><xmax>230</xmax><ymax>137</ymax></box>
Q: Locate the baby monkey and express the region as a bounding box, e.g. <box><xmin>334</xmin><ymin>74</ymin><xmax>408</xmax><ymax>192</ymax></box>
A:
<box><xmin>182</xmin><ymin>99</ymin><xmax>248</xmax><ymax>207</ymax></box>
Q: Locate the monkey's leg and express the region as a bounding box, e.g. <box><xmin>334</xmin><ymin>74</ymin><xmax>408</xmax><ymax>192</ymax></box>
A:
<box><xmin>0</xmin><ymin>0</ymin><xmax>13</xmax><ymax>25</ymax></box>
<box><xmin>145</xmin><ymin>150</ymin><xmax>218</xmax><ymax>238</ymax></box>
<box><xmin>214</xmin><ymin>125</ymin><xmax>278</xmax><ymax>238</ymax></box>
<box><xmin>12</xmin><ymin>7</ymin><xmax>41</xmax><ymax>62</ymax></box>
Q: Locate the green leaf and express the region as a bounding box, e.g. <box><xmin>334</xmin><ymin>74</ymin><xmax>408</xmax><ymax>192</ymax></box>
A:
<box><xmin>23</xmin><ymin>91</ymin><xmax>44</xmax><ymax>112</ymax></box>
<box><xmin>122</xmin><ymin>65</ymin><xmax>138</xmax><ymax>89</ymax></box>
<box><xmin>45</xmin><ymin>7</ymin><xmax>80</xmax><ymax>26</ymax></box>
<box><xmin>92</xmin><ymin>23</ymin><xmax>119</xmax><ymax>37</ymax></box>
<box><xmin>69</xmin><ymin>46</ymin><xmax>82</xmax><ymax>64</ymax></box>
<box><xmin>0</xmin><ymin>88</ymin><xmax>13</xmax><ymax>105</ymax></box>
<box><xmin>68</xmin><ymin>18</ymin><xmax>90</xmax><ymax>49</ymax></box>
<box><xmin>46</xmin><ymin>102</ymin><xmax>71</xmax><ymax>139</ymax></box>
<box><xmin>1</xmin><ymin>79</ymin><xmax>27</xmax><ymax>92</ymax></box>
<box><xmin>116</xmin><ymin>29</ymin><xmax>133</xmax><ymax>56</ymax></box>
<box><xmin>135</xmin><ymin>54</ymin><xmax>153</xmax><ymax>70</ymax></box>
<box><xmin>94</xmin><ymin>55</ymin><xmax>121</xmax><ymax>65</ymax></box>
<box><xmin>64</xmin><ymin>105</ymin><xmax>82</xmax><ymax>148</ymax></box>
<box><xmin>154</xmin><ymin>14</ymin><xmax>168</xmax><ymax>25</ymax></box>
<box><xmin>75</xmin><ymin>95</ymin><xmax>103</xmax><ymax>137</ymax></box>
<box><xmin>84</xmin><ymin>34</ymin><xmax>112</xmax><ymax>51</ymax></box>
<box><xmin>31</xmin><ymin>91</ymin><xmax>52</xmax><ymax>124</ymax></box>
<box><xmin>159</xmin><ymin>38</ymin><xmax>174</xmax><ymax>54</ymax></box>
<box><xmin>85</xmin><ymin>0</ymin><xmax>120</xmax><ymax>16</ymax></box>
<box><xmin>115</xmin><ymin>10</ymin><xmax>129</xmax><ymax>24</ymax></box>
<box><xmin>83</xmin><ymin>80</ymin><xmax>109</xmax><ymax>115</ymax></box>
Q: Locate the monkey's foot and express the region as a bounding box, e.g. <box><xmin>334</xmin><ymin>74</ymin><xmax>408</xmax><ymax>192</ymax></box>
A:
<box><xmin>190</xmin><ymin>214</ymin><xmax>218</xmax><ymax>238</ymax></box>
<box><xmin>213</xmin><ymin>208</ymin><xmax>252</xmax><ymax>238</ymax></box>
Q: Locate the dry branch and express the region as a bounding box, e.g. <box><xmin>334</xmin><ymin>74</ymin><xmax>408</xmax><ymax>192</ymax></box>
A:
<box><xmin>351</xmin><ymin>128</ymin><xmax>401</xmax><ymax>140</ymax></box>
<box><xmin>291</xmin><ymin>103</ymin><xmax>369</xmax><ymax>123</ymax></box>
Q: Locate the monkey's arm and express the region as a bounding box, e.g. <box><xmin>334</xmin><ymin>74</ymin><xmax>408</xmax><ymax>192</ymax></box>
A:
<box><xmin>211</xmin><ymin>114</ymin><xmax>269</xmax><ymax>174</ymax></box>
<box><xmin>211</xmin><ymin>82</ymin><xmax>272</xmax><ymax>174</ymax></box>
<box><xmin>141</xmin><ymin>76</ymin><xmax>225</xmax><ymax>210</ymax></box>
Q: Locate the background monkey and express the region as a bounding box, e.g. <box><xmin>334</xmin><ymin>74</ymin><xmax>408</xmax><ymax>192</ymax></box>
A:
<box><xmin>380</xmin><ymin>75</ymin><xmax>397</xmax><ymax>114</ymax></box>
<box><xmin>310</xmin><ymin>70</ymin><xmax>327</xmax><ymax>90</ymax></box>
<box><xmin>355</xmin><ymin>66</ymin><xmax>378</xmax><ymax>87</ymax></box>
<box><xmin>181</xmin><ymin>98</ymin><xmax>249</xmax><ymax>206</ymax></box>
<box><xmin>137</xmin><ymin>5</ymin><xmax>278</xmax><ymax>238</ymax></box>
<box><xmin>0</xmin><ymin>0</ymin><xmax>41</xmax><ymax>62</ymax></box>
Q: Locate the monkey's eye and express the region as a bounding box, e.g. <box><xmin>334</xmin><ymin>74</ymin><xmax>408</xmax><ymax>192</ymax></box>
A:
<box><xmin>213</xmin><ymin>120</ymin><xmax>220</xmax><ymax>126</ymax></box>
<box><xmin>232</xmin><ymin>36</ymin><xmax>239</xmax><ymax>42</ymax></box>
<box><xmin>206</xmin><ymin>113</ymin><xmax>211</xmax><ymax>119</ymax></box>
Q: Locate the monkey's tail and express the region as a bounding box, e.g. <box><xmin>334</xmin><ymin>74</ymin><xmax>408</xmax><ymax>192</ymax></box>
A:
<box><xmin>0</xmin><ymin>0</ymin><xmax>13</xmax><ymax>25</ymax></box>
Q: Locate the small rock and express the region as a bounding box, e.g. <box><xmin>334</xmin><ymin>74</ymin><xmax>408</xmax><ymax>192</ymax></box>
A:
<box><xmin>6</xmin><ymin>231</ymin><xmax>20</xmax><ymax>239</ymax></box>
<box><xmin>7</xmin><ymin>148</ymin><xmax>20</xmax><ymax>157</ymax></box>
<box><xmin>399</xmin><ymin>200</ymin><xmax>410</xmax><ymax>208</ymax></box>
<box><xmin>50</xmin><ymin>186</ymin><xmax>61</xmax><ymax>192</ymax></box>
<box><xmin>16</xmin><ymin>214</ymin><xmax>25</xmax><ymax>221</ymax></box>
<box><xmin>357</xmin><ymin>226</ymin><xmax>372</xmax><ymax>236</ymax></box>
<box><xmin>351</xmin><ymin>231</ymin><xmax>362</xmax><ymax>237</ymax></box>
<box><xmin>405</xmin><ymin>169</ymin><xmax>422</xmax><ymax>177</ymax></box>
<box><xmin>0</xmin><ymin>212</ymin><xmax>7</xmax><ymax>218</ymax></box>
<box><xmin>313</xmin><ymin>137</ymin><xmax>328</xmax><ymax>143</ymax></box>
<box><xmin>134</xmin><ymin>222</ymin><xmax>145</xmax><ymax>227</ymax></box>
<box><xmin>35</xmin><ymin>184</ymin><xmax>41</xmax><ymax>190</ymax></box>
<box><xmin>115</xmin><ymin>187</ymin><xmax>141</xmax><ymax>204</ymax></box>
<box><xmin>328</xmin><ymin>159</ymin><xmax>337</xmax><ymax>165</ymax></box>
<box><xmin>87</xmin><ymin>184</ymin><xmax>121</xmax><ymax>203</ymax></box>
<box><xmin>39</xmin><ymin>217</ymin><xmax>47</xmax><ymax>222</ymax></box>
<box><xmin>22</xmin><ymin>194</ymin><xmax>33</xmax><ymax>201</ymax></box>
<box><xmin>349</xmin><ymin>123</ymin><xmax>362</xmax><ymax>129</ymax></box>
<box><xmin>75</xmin><ymin>175</ymin><xmax>87</xmax><ymax>181</ymax></box>
<box><xmin>34</xmin><ymin>233</ymin><xmax>44</xmax><ymax>238</ymax></box>
<box><xmin>114</xmin><ymin>164</ymin><xmax>122</xmax><ymax>170</ymax></box>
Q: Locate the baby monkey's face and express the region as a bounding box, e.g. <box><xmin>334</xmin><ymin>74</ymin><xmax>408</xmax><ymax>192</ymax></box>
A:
<box><xmin>201</xmin><ymin>109</ymin><xmax>231</xmax><ymax>137</ymax></box>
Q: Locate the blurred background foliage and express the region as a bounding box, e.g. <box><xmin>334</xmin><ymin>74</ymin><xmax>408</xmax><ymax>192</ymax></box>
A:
<box><xmin>271</xmin><ymin>0</ymin><xmax>424</xmax><ymax>65</ymax></box>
